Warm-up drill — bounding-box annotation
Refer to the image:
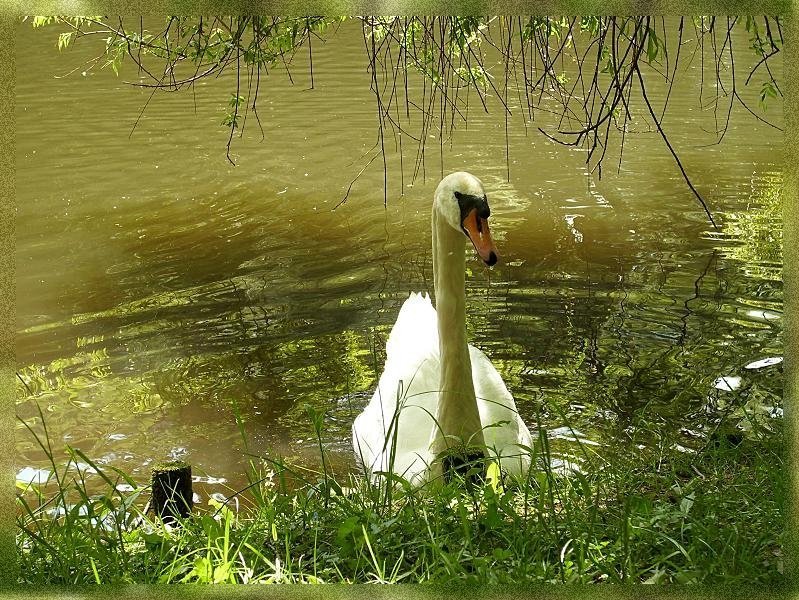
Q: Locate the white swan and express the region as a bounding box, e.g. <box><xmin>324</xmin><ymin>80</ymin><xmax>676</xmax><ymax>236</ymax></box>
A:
<box><xmin>352</xmin><ymin>172</ymin><xmax>532</xmax><ymax>486</ymax></box>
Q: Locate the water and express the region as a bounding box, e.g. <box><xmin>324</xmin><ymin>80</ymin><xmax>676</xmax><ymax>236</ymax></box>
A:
<box><xmin>16</xmin><ymin>20</ymin><xmax>782</xmax><ymax>496</ymax></box>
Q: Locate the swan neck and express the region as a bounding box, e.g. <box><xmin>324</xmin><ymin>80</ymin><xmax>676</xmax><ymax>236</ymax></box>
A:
<box><xmin>431</xmin><ymin>209</ymin><xmax>484</xmax><ymax>453</ymax></box>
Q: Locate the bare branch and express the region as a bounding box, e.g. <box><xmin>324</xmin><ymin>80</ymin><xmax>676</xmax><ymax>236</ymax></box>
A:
<box><xmin>634</xmin><ymin>62</ymin><xmax>717</xmax><ymax>230</ymax></box>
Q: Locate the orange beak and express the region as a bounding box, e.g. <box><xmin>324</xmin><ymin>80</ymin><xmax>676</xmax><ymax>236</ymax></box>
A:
<box><xmin>462</xmin><ymin>208</ymin><xmax>498</xmax><ymax>266</ymax></box>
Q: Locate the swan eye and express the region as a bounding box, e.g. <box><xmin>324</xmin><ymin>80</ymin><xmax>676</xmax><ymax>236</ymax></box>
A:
<box><xmin>454</xmin><ymin>191</ymin><xmax>491</xmax><ymax>225</ymax></box>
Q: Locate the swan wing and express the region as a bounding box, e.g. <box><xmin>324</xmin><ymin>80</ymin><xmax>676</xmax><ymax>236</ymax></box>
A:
<box><xmin>470</xmin><ymin>345</ymin><xmax>533</xmax><ymax>476</ymax></box>
<box><xmin>353</xmin><ymin>293</ymin><xmax>440</xmax><ymax>484</ymax></box>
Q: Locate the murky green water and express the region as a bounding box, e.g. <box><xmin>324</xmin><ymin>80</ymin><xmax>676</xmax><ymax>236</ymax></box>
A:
<box><xmin>16</xmin><ymin>20</ymin><xmax>782</xmax><ymax>496</ymax></box>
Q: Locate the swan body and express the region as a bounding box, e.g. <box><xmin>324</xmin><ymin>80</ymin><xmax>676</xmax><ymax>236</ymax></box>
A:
<box><xmin>352</xmin><ymin>172</ymin><xmax>532</xmax><ymax>486</ymax></box>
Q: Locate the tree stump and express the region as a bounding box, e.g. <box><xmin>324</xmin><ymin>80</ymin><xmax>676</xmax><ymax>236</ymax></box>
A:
<box><xmin>151</xmin><ymin>461</ymin><xmax>193</xmax><ymax>524</ymax></box>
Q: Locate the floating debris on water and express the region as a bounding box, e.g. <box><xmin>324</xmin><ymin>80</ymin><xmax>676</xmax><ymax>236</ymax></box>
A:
<box><xmin>714</xmin><ymin>376</ymin><xmax>742</xmax><ymax>391</ymax></box>
<box><xmin>192</xmin><ymin>475</ymin><xmax>227</xmax><ymax>485</ymax></box>
<box><xmin>744</xmin><ymin>357</ymin><xmax>783</xmax><ymax>370</ymax></box>
<box><xmin>16</xmin><ymin>466</ymin><xmax>52</xmax><ymax>485</ymax></box>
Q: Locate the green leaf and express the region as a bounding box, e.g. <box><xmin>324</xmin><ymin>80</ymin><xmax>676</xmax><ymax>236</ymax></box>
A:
<box><xmin>759</xmin><ymin>80</ymin><xmax>779</xmax><ymax>111</ymax></box>
<box><xmin>645</xmin><ymin>26</ymin><xmax>664</xmax><ymax>64</ymax></box>
<box><xmin>486</xmin><ymin>460</ymin><xmax>504</xmax><ymax>494</ymax></box>
<box><xmin>187</xmin><ymin>556</ymin><xmax>213</xmax><ymax>583</ymax></box>
<box><xmin>679</xmin><ymin>492</ymin><xmax>695</xmax><ymax>516</ymax></box>
<box><xmin>228</xmin><ymin>94</ymin><xmax>245</xmax><ymax>108</ymax></box>
<box><xmin>58</xmin><ymin>31</ymin><xmax>74</xmax><ymax>51</ymax></box>
<box><xmin>647</xmin><ymin>30</ymin><xmax>656</xmax><ymax>61</ymax></box>
<box><xmin>337</xmin><ymin>515</ymin><xmax>360</xmax><ymax>541</ymax></box>
<box><xmin>213</xmin><ymin>562</ymin><xmax>232</xmax><ymax>583</ymax></box>
<box><xmin>32</xmin><ymin>16</ymin><xmax>55</xmax><ymax>28</ymax></box>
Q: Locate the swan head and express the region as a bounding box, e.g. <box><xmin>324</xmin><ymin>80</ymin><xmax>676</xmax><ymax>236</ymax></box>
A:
<box><xmin>434</xmin><ymin>172</ymin><xmax>499</xmax><ymax>266</ymax></box>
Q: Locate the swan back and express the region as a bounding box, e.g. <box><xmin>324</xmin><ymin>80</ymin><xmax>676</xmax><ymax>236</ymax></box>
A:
<box><xmin>385</xmin><ymin>292</ymin><xmax>438</xmax><ymax>359</ymax></box>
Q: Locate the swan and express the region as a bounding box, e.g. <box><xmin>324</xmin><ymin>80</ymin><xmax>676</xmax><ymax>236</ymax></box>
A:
<box><xmin>352</xmin><ymin>171</ymin><xmax>532</xmax><ymax>486</ymax></box>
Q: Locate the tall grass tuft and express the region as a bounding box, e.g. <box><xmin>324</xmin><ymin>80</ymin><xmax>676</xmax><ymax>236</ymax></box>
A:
<box><xmin>16</xmin><ymin>403</ymin><xmax>784</xmax><ymax>584</ymax></box>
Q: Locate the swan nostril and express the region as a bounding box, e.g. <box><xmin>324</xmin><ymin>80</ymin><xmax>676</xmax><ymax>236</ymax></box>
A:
<box><xmin>485</xmin><ymin>251</ymin><xmax>497</xmax><ymax>266</ymax></box>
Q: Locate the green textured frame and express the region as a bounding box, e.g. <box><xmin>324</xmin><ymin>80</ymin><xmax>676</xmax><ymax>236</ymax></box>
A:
<box><xmin>1</xmin><ymin>4</ymin><xmax>794</xmax><ymax>599</ymax></box>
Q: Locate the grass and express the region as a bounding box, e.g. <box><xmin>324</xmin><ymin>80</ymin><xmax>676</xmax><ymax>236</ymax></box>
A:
<box><xmin>16</xmin><ymin>404</ymin><xmax>784</xmax><ymax>585</ymax></box>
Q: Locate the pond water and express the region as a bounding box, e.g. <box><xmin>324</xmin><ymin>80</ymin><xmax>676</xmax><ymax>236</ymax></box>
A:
<box><xmin>16</xmin><ymin>20</ymin><xmax>783</xmax><ymax>497</ymax></box>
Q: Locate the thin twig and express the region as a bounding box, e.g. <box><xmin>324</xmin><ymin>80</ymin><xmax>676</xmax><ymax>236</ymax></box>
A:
<box><xmin>634</xmin><ymin>62</ymin><xmax>717</xmax><ymax>229</ymax></box>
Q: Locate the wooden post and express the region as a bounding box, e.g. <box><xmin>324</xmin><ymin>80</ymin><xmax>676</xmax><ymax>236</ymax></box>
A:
<box><xmin>151</xmin><ymin>461</ymin><xmax>193</xmax><ymax>524</ymax></box>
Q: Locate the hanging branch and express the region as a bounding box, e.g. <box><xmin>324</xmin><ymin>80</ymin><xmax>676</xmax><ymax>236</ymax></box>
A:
<box><xmin>634</xmin><ymin>62</ymin><xmax>717</xmax><ymax>229</ymax></box>
<box><xmin>31</xmin><ymin>15</ymin><xmax>783</xmax><ymax>223</ymax></box>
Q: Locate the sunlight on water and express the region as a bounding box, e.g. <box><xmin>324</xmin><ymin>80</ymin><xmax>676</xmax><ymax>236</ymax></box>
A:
<box><xmin>16</xmin><ymin>21</ymin><xmax>782</xmax><ymax>495</ymax></box>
